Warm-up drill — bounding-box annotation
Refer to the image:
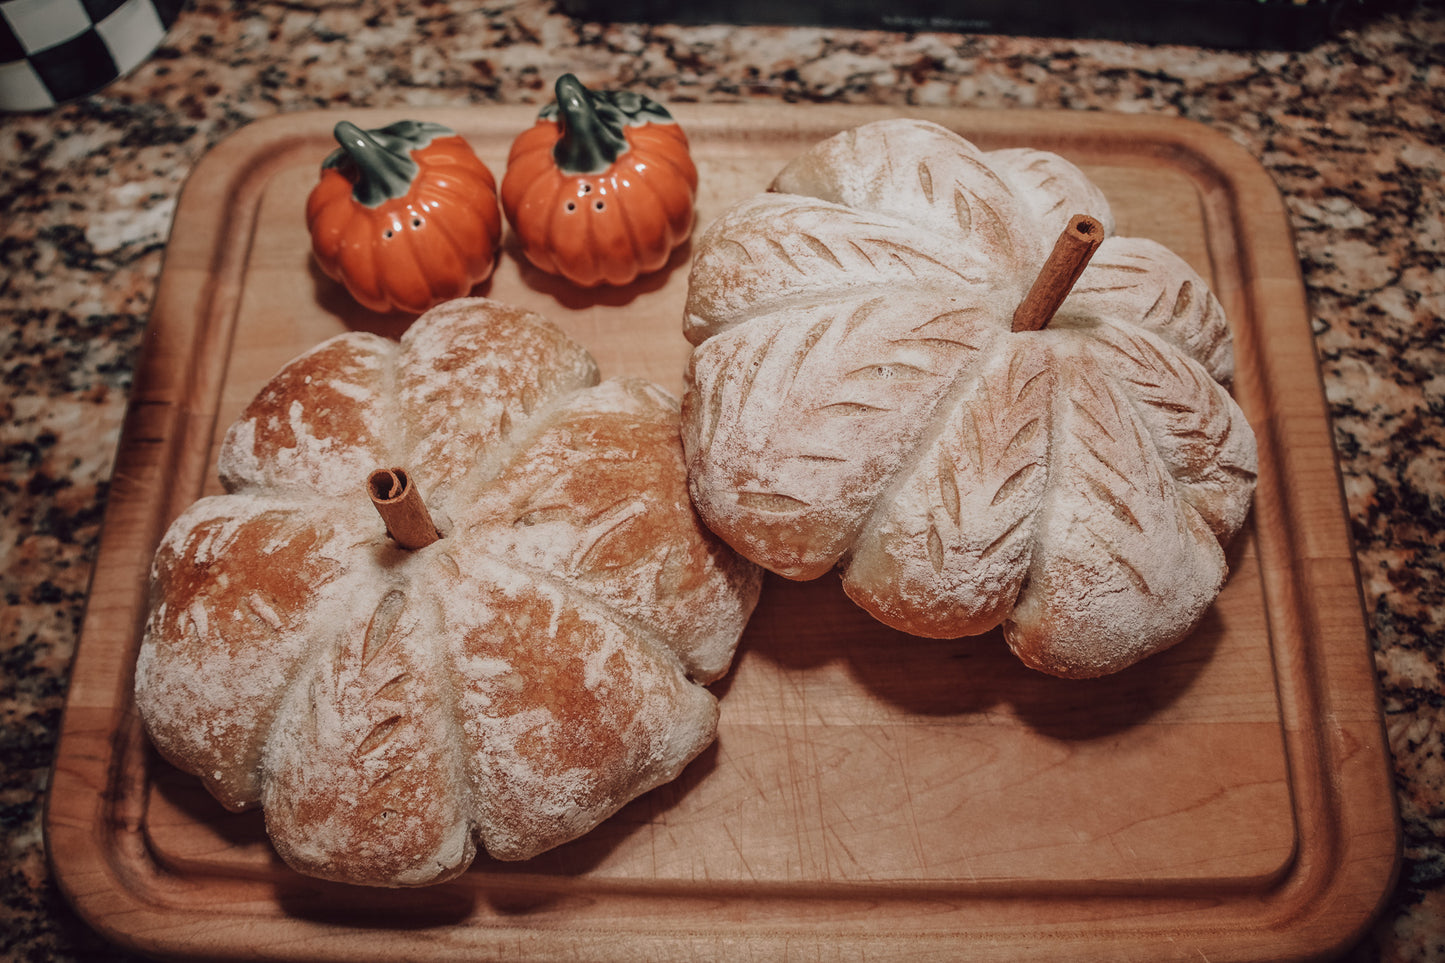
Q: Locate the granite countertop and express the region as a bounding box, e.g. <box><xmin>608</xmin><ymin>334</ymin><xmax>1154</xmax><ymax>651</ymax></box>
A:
<box><xmin>3</xmin><ymin>0</ymin><xmax>1441</xmax><ymax>959</ymax></box>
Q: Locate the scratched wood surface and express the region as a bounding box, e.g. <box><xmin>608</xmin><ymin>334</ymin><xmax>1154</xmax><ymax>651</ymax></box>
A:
<box><xmin>45</xmin><ymin>105</ymin><xmax>1397</xmax><ymax>962</ymax></box>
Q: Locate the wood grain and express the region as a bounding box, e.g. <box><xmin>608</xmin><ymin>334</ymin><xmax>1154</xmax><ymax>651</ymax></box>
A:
<box><xmin>44</xmin><ymin>105</ymin><xmax>1398</xmax><ymax>961</ymax></box>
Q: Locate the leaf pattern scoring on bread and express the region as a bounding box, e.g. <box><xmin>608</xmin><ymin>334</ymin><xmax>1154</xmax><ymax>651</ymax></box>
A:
<box><xmin>136</xmin><ymin>299</ymin><xmax>762</xmax><ymax>886</ymax></box>
<box><xmin>681</xmin><ymin>120</ymin><xmax>1256</xmax><ymax>678</ymax></box>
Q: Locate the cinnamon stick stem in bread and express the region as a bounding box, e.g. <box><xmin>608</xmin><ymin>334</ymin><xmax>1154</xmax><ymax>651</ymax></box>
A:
<box><xmin>1012</xmin><ymin>214</ymin><xmax>1105</xmax><ymax>333</ymax></box>
<box><xmin>367</xmin><ymin>467</ymin><xmax>441</xmax><ymax>549</ymax></box>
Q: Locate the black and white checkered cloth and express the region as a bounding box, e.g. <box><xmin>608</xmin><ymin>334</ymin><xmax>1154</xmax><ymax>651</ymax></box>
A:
<box><xmin>0</xmin><ymin>0</ymin><xmax>185</xmax><ymax>111</ymax></box>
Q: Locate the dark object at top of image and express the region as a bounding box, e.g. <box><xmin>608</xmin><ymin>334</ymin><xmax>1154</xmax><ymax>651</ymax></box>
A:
<box><xmin>557</xmin><ymin>0</ymin><xmax>1357</xmax><ymax>51</ymax></box>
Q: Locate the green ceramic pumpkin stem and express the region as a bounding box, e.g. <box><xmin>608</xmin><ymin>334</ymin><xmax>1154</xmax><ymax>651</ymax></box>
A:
<box><xmin>332</xmin><ymin>120</ymin><xmax>418</xmax><ymax>207</ymax></box>
<box><xmin>551</xmin><ymin>74</ymin><xmax>630</xmax><ymax>175</ymax></box>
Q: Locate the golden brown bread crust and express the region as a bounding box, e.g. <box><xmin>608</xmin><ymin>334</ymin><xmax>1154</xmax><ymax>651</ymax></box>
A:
<box><xmin>135</xmin><ymin>298</ymin><xmax>761</xmax><ymax>885</ymax></box>
<box><xmin>680</xmin><ymin>120</ymin><xmax>1256</xmax><ymax>678</ymax></box>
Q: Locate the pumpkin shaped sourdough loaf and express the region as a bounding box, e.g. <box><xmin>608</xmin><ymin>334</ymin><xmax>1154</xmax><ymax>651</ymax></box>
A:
<box><xmin>681</xmin><ymin>119</ymin><xmax>1257</xmax><ymax>679</ymax></box>
<box><xmin>134</xmin><ymin>298</ymin><xmax>761</xmax><ymax>887</ymax></box>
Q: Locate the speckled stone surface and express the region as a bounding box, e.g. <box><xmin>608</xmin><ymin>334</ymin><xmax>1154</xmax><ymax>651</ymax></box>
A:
<box><xmin>1</xmin><ymin>1</ymin><xmax>1441</xmax><ymax>959</ymax></box>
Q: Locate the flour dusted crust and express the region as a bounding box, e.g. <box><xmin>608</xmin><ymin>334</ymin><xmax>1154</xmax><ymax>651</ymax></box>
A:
<box><xmin>135</xmin><ymin>298</ymin><xmax>762</xmax><ymax>886</ymax></box>
<box><xmin>681</xmin><ymin>119</ymin><xmax>1256</xmax><ymax>678</ymax></box>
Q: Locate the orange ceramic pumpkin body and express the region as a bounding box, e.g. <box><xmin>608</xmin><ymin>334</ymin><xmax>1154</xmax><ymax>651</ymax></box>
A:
<box><xmin>501</xmin><ymin>76</ymin><xmax>698</xmax><ymax>288</ymax></box>
<box><xmin>307</xmin><ymin>120</ymin><xmax>503</xmax><ymax>315</ymax></box>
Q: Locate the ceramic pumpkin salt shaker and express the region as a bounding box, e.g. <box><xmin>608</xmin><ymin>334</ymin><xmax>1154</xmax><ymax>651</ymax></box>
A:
<box><xmin>306</xmin><ymin>120</ymin><xmax>503</xmax><ymax>315</ymax></box>
<box><xmin>501</xmin><ymin>74</ymin><xmax>698</xmax><ymax>287</ymax></box>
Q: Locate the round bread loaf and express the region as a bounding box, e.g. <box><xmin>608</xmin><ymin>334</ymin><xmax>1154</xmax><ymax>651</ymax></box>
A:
<box><xmin>135</xmin><ymin>298</ymin><xmax>761</xmax><ymax>886</ymax></box>
<box><xmin>681</xmin><ymin>119</ymin><xmax>1256</xmax><ymax>678</ymax></box>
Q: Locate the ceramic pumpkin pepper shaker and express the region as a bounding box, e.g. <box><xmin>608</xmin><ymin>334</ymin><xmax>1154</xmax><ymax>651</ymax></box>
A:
<box><xmin>306</xmin><ymin>120</ymin><xmax>503</xmax><ymax>315</ymax></box>
<box><xmin>501</xmin><ymin>75</ymin><xmax>698</xmax><ymax>288</ymax></box>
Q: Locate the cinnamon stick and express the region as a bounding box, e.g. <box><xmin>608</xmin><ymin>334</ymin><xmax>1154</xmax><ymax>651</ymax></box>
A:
<box><xmin>367</xmin><ymin>467</ymin><xmax>440</xmax><ymax>549</ymax></box>
<box><xmin>1011</xmin><ymin>214</ymin><xmax>1104</xmax><ymax>333</ymax></box>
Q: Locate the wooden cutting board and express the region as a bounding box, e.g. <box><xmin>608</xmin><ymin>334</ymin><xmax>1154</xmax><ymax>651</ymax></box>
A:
<box><xmin>45</xmin><ymin>105</ymin><xmax>1398</xmax><ymax>961</ymax></box>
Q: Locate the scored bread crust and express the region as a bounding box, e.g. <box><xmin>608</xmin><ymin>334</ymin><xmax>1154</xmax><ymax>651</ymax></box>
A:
<box><xmin>135</xmin><ymin>298</ymin><xmax>761</xmax><ymax>886</ymax></box>
<box><xmin>680</xmin><ymin>119</ymin><xmax>1256</xmax><ymax>678</ymax></box>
